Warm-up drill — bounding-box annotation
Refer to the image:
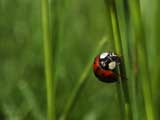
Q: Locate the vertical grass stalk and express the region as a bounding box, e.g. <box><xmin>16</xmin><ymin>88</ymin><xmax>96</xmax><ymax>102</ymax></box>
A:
<box><xmin>41</xmin><ymin>0</ymin><xmax>56</xmax><ymax>120</ymax></box>
<box><xmin>106</xmin><ymin>0</ymin><xmax>132</xmax><ymax>119</ymax></box>
<box><xmin>128</xmin><ymin>0</ymin><xmax>155</xmax><ymax>120</ymax></box>
<box><xmin>60</xmin><ymin>37</ymin><xmax>108</xmax><ymax>120</ymax></box>
<box><xmin>115</xmin><ymin>0</ymin><xmax>139</xmax><ymax>119</ymax></box>
<box><xmin>150</xmin><ymin>0</ymin><xmax>160</xmax><ymax>119</ymax></box>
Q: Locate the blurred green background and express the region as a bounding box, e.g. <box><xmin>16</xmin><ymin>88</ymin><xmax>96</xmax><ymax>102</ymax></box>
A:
<box><xmin>1</xmin><ymin>0</ymin><xmax>160</xmax><ymax>120</ymax></box>
<box><xmin>0</xmin><ymin>0</ymin><xmax>119</xmax><ymax>120</ymax></box>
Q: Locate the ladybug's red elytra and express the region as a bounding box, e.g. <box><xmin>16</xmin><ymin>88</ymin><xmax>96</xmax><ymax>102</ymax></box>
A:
<box><xmin>93</xmin><ymin>52</ymin><xmax>121</xmax><ymax>83</ymax></box>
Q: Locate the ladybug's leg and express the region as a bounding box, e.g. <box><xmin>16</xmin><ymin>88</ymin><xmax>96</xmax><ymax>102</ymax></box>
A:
<box><xmin>112</xmin><ymin>56</ymin><xmax>121</xmax><ymax>65</ymax></box>
<box><xmin>116</xmin><ymin>72</ymin><xmax>128</xmax><ymax>80</ymax></box>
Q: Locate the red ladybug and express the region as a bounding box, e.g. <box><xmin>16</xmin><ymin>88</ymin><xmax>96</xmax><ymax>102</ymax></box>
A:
<box><xmin>93</xmin><ymin>52</ymin><xmax>121</xmax><ymax>83</ymax></box>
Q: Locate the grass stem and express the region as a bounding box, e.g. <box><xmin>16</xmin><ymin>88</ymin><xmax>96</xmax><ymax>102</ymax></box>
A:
<box><xmin>106</xmin><ymin>0</ymin><xmax>132</xmax><ymax>119</ymax></box>
<box><xmin>41</xmin><ymin>0</ymin><xmax>56</xmax><ymax>120</ymax></box>
<box><xmin>60</xmin><ymin>37</ymin><xmax>108</xmax><ymax>120</ymax></box>
<box><xmin>128</xmin><ymin>0</ymin><xmax>155</xmax><ymax>120</ymax></box>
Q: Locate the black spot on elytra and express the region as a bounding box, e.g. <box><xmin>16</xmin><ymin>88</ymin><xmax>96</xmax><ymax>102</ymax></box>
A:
<box><xmin>95</xmin><ymin>67</ymin><xmax>100</xmax><ymax>72</ymax></box>
<box><xmin>102</xmin><ymin>73</ymin><xmax>105</xmax><ymax>76</ymax></box>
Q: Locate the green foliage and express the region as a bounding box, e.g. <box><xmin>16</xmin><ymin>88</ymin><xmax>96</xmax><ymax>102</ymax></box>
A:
<box><xmin>0</xmin><ymin>0</ymin><xmax>160</xmax><ymax>120</ymax></box>
<box><xmin>41</xmin><ymin>0</ymin><xmax>56</xmax><ymax>119</ymax></box>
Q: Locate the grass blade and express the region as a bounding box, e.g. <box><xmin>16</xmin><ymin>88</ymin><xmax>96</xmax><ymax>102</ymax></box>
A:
<box><xmin>60</xmin><ymin>36</ymin><xmax>108</xmax><ymax>120</ymax></box>
<box><xmin>105</xmin><ymin>0</ymin><xmax>132</xmax><ymax>119</ymax></box>
<box><xmin>41</xmin><ymin>0</ymin><xmax>56</xmax><ymax>120</ymax></box>
<box><xmin>128</xmin><ymin>0</ymin><xmax>155</xmax><ymax>120</ymax></box>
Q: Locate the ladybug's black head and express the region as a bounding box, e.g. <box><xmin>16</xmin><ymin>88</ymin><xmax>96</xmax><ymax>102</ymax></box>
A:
<box><xmin>99</xmin><ymin>52</ymin><xmax>121</xmax><ymax>70</ymax></box>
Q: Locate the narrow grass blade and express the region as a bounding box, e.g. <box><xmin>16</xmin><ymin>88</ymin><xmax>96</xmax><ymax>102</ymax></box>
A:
<box><xmin>128</xmin><ymin>0</ymin><xmax>155</xmax><ymax>120</ymax></box>
<box><xmin>41</xmin><ymin>0</ymin><xmax>56</xmax><ymax>120</ymax></box>
<box><xmin>115</xmin><ymin>0</ymin><xmax>139</xmax><ymax>119</ymax></box>
<box><xmin>105</xmin><ymin>0</ymin><xmax>132</xmax><ymax>119</ymax></box>
<box><xmin>60</xmin><ymin>36</ymin><xmax>108</xmax><ymax>120</ymax></box>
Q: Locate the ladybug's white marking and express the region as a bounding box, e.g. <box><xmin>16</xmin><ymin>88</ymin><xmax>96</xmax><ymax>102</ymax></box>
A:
<box><xmin>108</xmin><ymin>61</ymin><xmax>116</xmax><ymax>70</ymax></box>
<box><xmin>100</xmin><ymin>61</ymin><xmax>106</xmax><ymax>67</ymax></box>
<box><xmin>110</xmin><ymin>52</ymin><xmax>116</xmax><ymax>56</ymax></box>
<box><xmin>100</xmin><ymin>52</ymin><xmax>109</xmax><ymax>59</ymax></box>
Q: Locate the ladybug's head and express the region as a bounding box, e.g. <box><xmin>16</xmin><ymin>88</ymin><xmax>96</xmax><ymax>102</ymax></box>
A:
<box><xmin>99</xmin><ymin>52</ymin><xmax>121</xmax><ymax>70</ymax></box>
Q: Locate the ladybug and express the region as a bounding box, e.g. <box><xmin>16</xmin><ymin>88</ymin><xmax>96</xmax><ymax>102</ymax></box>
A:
<box><xmin>93</xmin><ymin>52</ymin><xmax>121</xmax><ymax>83</ymax></box>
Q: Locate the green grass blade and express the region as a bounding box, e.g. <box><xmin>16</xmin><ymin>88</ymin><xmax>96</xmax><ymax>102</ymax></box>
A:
<box><xmin>128</xmin><ymin>0</ymin><xmax>155</xmax><ymax>120</ymax></box>
<box><xmin>105</xmin><ymin>0</ymin><xmax>132</xmax><ymax>119</ymax></box>
<box><xmin>150</xmin><ymin>0</ymin><xmax>160</xmax><ymax>119</ymax></box>
<box><xmin>60</xmin><ymin>36</ymin><xmax>108</xmax><ymax>120</ymax></box>
<box><xmin>115</xmin><ymin>0</ymin><xmax>139</xmax><ymax>119</ymax></box>
<box><xmin>41</xmin><ymin>0</ymin><xmax>56</xmax><ymax>120</ymax></box>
